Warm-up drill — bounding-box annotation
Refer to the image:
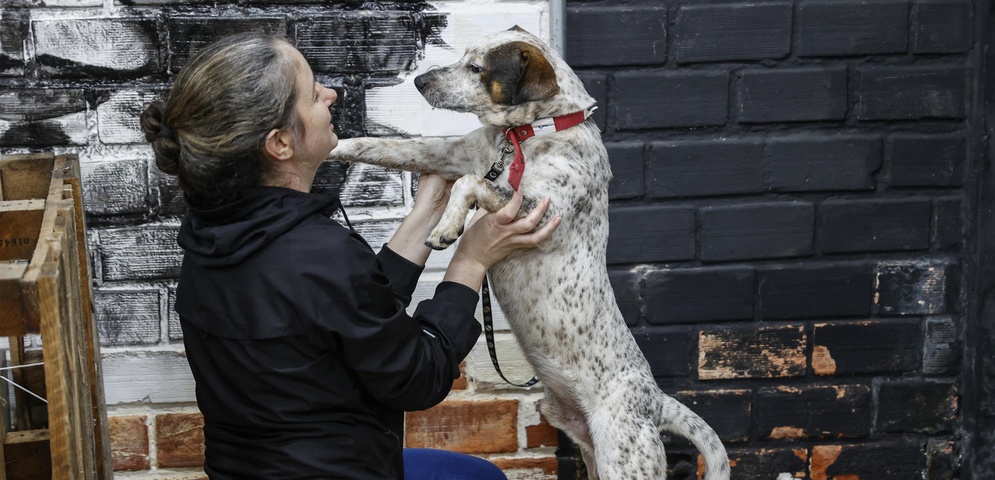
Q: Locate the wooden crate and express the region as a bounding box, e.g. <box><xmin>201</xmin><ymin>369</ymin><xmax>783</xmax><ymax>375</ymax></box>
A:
<box><xmin>0</xmin><ymin>153</ymin><xmax>113</xmax><ymax>479</ymax></box>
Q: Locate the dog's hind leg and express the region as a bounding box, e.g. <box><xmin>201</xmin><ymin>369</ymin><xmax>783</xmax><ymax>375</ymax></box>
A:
<box><xmin>589</xmin><ymin>408</ymin><xmax>668</xmax><ymax>480</ymax></box>
<box><xmin>425</xmin><ymin>175</ymin><xmax>515</xmax><ymax>249</ymax></box>
<box><xmin>539</xmin><ymin>392</ymin><xmax>600</xmax><ymax>479</ymax></box>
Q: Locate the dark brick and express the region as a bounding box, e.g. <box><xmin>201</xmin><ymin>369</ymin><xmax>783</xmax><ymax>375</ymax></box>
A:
<box><xmin>606</xmin><ymin>142</ymin><xmax>644</xmax><ymax>200</ymax></box>
<box><xmin>766</xmin><ymin>135</ymin><xmax>881</xmax><ymax>192</ymax></box>
<box><xmin>631</xmin><ymin>328</ymin><xmax>690</xmax><ymax>378</ymax></box>
<box><xmin>935</xmin><ymin>197</ymin><xmax>963</xmax><ymax>250</ymax></box>
<box><xmin>295</xmin><ymin>12</ymin><xmax>429</xmax><ymax>74</ymax></box>
<box><xmin>613</xmin><ymin>71</ymin><xmax>728</xmax><ymax>130</ymax></box>
<box><xmin>0</xmin><ymin>89</ymin><xmax>88</xmax><ymax>146</ymax></box>
<box><xmin>94</xmin><ymin>289</ymin><xmax>161</xmax><ymax>346</ymax></box>
<box><xmin>858</xmin><ymin>66</ymin><xmax>967</xmax><ymax>120</ymax></box>
<box><xmin>925</xmin><ymin>439</ymin><xmax>957</xmax><ymax>480</ymax></box>
<box><xmin>875</xmin><ymin>260</ymin><xmax>957</xmax><ymax>315</ymax></box>
<box><xmin>886</xmin><ymin>133</ymin><xmax>966</xmax><ymax>187</ymax></box>
<box><xmin>812</xmin><ymin>442</ymin><xmax>926</xmax><ymax>479</ymax></box>
<box><xmin>812</xmin><ymin>320</ymin><xmax>921</xmax><ymax>375</ymax></box>
<box><xmin>699</xmin><ymin>325</ymin><xmax>806</xmax><ymax>380</ymax></box>
<box><xmin>32</xmin><ymin>18</ymin><xmax>160</xmax><ymax>78</ymax></box>
<box><xmin>672</xmin><ymin>390</ymin><xmax>752</xmax><ymax>443</ymax></box>
<box><xmin>566</xmin><ymin>6</ymin><xmax>666</xmax><ymax>67</ymax></box>
<box><xmin>912</xmin><ymin>0</ymin><xmax>973</xmax><ymax>54</ymax></box>
<box><xmin>877</xmin><ymin>381</ymin><xmax>957</xmax><ymax>433</ymax></box>
<box><xmin>797</xmin><ymin>0</ymin><xmax>909</xmax><ymax>57</ymax></box>
<box><xmin>700</xmin><ymin>202</ymin><xmax>814</xmax><ymax>261</ymax></box>
<box><xmin>672</xmin><ymin>2</ymin><xmax>791</xmax><ymax>64</ymax></box>
<box><xmin>0</xmin><ymin>9</ymin><xmax>28</xmax><ymax>76</ymax></box>
<box><xmin>720</xmin><ymin>448</ymin><xmax>808</xmax><ymax>479</ymax></box>
<box><xmin>818</xmin><ymin>199</ymin><xmax>932</xmax><ymax>253</ymax></box>
<box><xmin>647</xmin><ymin>139</ymin><xmax>765</xmax><ymax>198</ymax></box>
<box><xmin>644</xmin><ymin>267</ymin><xmax>754</xmax><ymax>324</ymax></box>
<box><xmin>577</xmin><ymin>72</ymin><xmax>608</xmax><ymax>130</ymax></box>
<box><xmin>923</xmin><ymin>317</ymin><xmax>962</xmax><ymax>376</ymax></box>
<box><xmin>737</xmin><ymin>67</ymin><xmax>847</xmax><ymax>123</ymax></box>
<box><xmin>167</xmin><ymin>16</ymin><xmax>287</xmax><ymax>73</ymax></box>
<box><xmin>755</xmin><ymin>385</ymin><xmax>871</xmax><ymax>439</ymax></box>
<box><xmin>607</xmin><ymin>205</ymin><xmax>695</xmax><ymax>264</ymax></box>
<box><xmin>609</xmin><ymin>268</ymin><xmax>641</xmax><ymax>327</ymax></box>
<box><xmin>759</xmin><ymin>263</ymin><xmax>873</xmax><ymax>319</ymax></box>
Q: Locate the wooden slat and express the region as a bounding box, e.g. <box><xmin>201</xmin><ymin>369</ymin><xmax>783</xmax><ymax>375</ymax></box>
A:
<box><xmin>0</xmin><ymin>200</ymin><xmax>45</xmax><ymax>262</ymax></box>
<box><xmin>0</xmin><ymin>263</ymin><xmax>28</xmax><ymax>335</ymax></box>
<box><xmin>6</xmin><ymin>429</ymin><xmax>50</xmax><ymax>445</ymax></box>
<box><xmin>0</xmin><ymin>153</ymin><xmax>54</xmax><ymax>201</ymax></box>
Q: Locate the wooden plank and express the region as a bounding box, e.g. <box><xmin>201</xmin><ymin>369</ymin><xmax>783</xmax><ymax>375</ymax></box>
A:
<box><xmin>0</xmin><ymin>153</ymin><xmax>55</xmax><ymax>201</ymax></box>
<box><xmin>0</xmin><ymin>263</ymin><xmax>28</xmax><ymax>335</ymax></box>
<box><xmin>0</xmin><ymin>200</ymin><xmax>45</xmax><ymax>262</ymax></box>
<box><xmin>6</xmin><ymin>429</ymin><xmax>49</xmax><ymax>444</ymax></box>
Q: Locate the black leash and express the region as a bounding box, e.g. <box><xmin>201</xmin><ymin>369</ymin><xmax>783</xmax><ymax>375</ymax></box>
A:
<box><xmin>481</xmin><ymin>274</ymin><xmax>539</xmax><ymax>388</ymax></box>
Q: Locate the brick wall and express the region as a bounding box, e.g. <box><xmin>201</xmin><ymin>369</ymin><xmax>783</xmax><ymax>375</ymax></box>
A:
<box><xmin>564</xmin><ymin>0</ymin><xmax>982</xmax><ymax>479</ymax></box>
<box><xmin>1</xmin><ymin>1</ymin><xmax>560</xmax><ymax>479</ymax></box>
<box><xmin>1</xmin><ymin>0</ymin><xmax>989</xmax><ymax>479</ymax></box>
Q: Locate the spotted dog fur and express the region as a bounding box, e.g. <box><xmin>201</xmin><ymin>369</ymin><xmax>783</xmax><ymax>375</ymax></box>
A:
<box><xmin>330</xmin><ymin>27</ymin><xmax>731</xmax><ymax>480</ymax></box>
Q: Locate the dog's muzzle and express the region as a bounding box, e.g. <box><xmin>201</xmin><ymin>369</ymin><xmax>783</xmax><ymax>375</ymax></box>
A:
<box><xmin>414</xmin><ymin>70</ymin><xmax>438</xmax><ymax>92</ymax></box>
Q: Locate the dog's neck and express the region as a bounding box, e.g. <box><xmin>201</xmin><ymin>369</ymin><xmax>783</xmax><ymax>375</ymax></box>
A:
<box><xmin>496</xmin><ymin>106</ymin><xmax>596</xmax><ymax>191</ymax></box>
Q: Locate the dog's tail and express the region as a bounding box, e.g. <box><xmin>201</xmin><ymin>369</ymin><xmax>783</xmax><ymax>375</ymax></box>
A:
<box><xmin>660</xmin><ymin>394</ymin><xmax>731</xmax><ymax>480</ymax></box>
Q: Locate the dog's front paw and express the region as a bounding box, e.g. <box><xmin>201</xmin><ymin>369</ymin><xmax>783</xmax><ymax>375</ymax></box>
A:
<box><xmin>425</xmin><ymin>224</ymin><xmax>464</xmax><ymax>250</ymax></box>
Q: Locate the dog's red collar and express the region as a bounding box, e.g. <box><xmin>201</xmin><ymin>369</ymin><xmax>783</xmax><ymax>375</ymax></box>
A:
<box><xmin>496</xmin><ymin>107</ymin><xmax>596</xmax><ymax>191</ymax></box>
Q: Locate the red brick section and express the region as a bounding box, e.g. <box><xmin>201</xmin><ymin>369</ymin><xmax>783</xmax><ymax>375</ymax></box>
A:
<box><xmin>405</xmin><ymin>399</ymin><xmax>519</xmax><ymax>454</ymax></box>
<box><xmin>156</xmin><ymin>412</ymin><xmax>206</xmax><ymax>468</ymax></box>
<box><xmin>491</xmin><ymin>456</ymin><xmax>558</xmax><ymax>476</ymax></box>
<box><xmin>452</xmin><ymin>362</ymin><xmax>468</xmax><ymax>390</ymax></box>
<box><xmin>698</xmin><ymin>325</ymin><xmax>806</xmax><ymax>380</ymax></box>
<box><xmin>108</xmin><ymin>415</ymin><xmax>150</xmax><ymax>471</ymax></box>
<box><xmin>526</xmin><ymin>414</ymin><xmax>559</xmax><ymax>448</ymax></box>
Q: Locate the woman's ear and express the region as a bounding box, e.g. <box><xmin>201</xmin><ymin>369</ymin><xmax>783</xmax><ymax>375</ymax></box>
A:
<box><xmin>263</xmin><ymin>128</ymin><xmax>294</xmax><ymax>162</ymax></box>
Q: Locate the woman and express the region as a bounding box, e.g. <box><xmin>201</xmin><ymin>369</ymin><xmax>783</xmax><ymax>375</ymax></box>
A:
<box><xmin>140</xmin><ymin>33</ymin><xmax>559</xmax><ymax>480</ymax></box>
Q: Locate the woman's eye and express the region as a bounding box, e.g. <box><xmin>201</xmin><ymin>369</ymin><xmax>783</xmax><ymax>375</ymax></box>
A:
<box><xmin>468</xmin><ymin>64</ymin><xmax>483</xmax><ymax>74</ymax></box>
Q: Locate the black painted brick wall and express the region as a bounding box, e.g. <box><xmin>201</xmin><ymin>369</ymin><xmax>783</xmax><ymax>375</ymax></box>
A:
<box><xmin>566</xmin><ymin>0</ymin><xmax>973</xmax><ymax>479</ymax></box>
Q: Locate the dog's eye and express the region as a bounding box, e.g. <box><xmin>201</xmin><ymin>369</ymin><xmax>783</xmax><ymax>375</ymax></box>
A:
<box><xmin>468</xmin><ymin>64</ymin><xmax>483</xmax><ymax>74</ymax></box>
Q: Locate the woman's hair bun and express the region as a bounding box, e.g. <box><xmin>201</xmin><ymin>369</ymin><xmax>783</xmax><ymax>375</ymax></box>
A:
<box><xmin>140</xmin><ymin>100</ymin><xmax>181</xmax><ymax>175</ymax></box>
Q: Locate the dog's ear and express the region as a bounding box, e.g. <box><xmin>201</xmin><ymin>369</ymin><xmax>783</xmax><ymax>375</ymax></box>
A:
<box><xmin>483</xmin><ymin>41</ymin><xmax>559</xmax><ymax>106</ymax></box>
<box><xmin>507</xmin><ymin>25</ymin><xmax>528</xmax><ymax>33</ymax></box>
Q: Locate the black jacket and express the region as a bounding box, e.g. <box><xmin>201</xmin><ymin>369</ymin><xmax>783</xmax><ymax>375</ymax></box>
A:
<box><xmin>174</xmin><ymin>187</ymin><xmax>481</xmax><ymax>479</ymax></box>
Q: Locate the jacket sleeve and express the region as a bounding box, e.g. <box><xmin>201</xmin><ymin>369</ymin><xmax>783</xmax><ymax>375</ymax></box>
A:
<box><xmin>375</xmin><ymin>244</ymin><xmax>423</xmax><ymax>308</ymax></box>
<box><xmin>298</xmin><ymin>226</ymin><xmax>481</xmax><ymax>412</ymax></box>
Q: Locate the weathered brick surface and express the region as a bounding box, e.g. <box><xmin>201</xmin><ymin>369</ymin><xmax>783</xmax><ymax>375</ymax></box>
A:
<box><xmin>875</xmin><ymin>260</ymin><xmax>956</xmax><ymax>315</ymax></box>
<box><xmin>796</xmin><ymin>0</ymin><xmax>909</xmax><ymax>57</ymax></box>
<box><xmin>923</xmin><ymin>317</ymin><xmax>962</xmax><ymax>376</ymax></box>
<box><xmin>812</xmin><ymin>320</ymin><xmax>922</xmax><ymax>375</ymax></box>
<box><xmin>96</xmin><ymin>224</ymin><xmax>184</xmax><ymax>281</ymax></box>
<box><xmin>32</xmin><ymin>18</ymin><xmax>160</xmax><ymax>78</ymax></box>
<box><xmin>167</xmin><ymin>16</ymin><xmax>288</xmax><ymax>73</ymax></box>
<box><xmin>647</xmin><ymin>139</ymin><xmax>765</xmax><ymax>198</ymax></box>
<box><xmin>296</xmin><ymin>12</ymin><xmax>439</xmax><ymax>74</ymax></box>
<box><xmin>759</xmin><ymin>263</ymin><xmax>873</xmax><ymax>319</ymax></box>
<box><xmin>0</xmin><ymin>9</ymin><xmax>28</xmax><ymax>76</ymax></box>
<box><xmin>565</xmin><ymin>6</ymin><xmax>666</xmax><ymax>67</ymax></box>
<box><xmin>606</xmin><ymin>142</ymin><xmax>644</xmax><ymax>200</ymax></box>
<box><xmin>877</xmin><ymin>381</ymin><xmax>958</xmax><ymax>433</ymax></box>
<box><xmin>405</xmin><ymin>400</ymin><xmax>518</xmax><ymax>454</ymax></box>
<box><xmin>526</xmin><ymin>415</ymin><xmax>559</xmax><ymax>449</ymax></box>
<box><xmin>818</xmin><ymin>199</ymin><xmax>932</xmax><ymax>253</ymax></box>
<box><xmin>81</xmin><ymin>157</ymin><xmax>150</xmax><ymax>216</ymax></box>
<box><xmin>857</xmin><ymin>66</ymin><xmax>968</xmax><ymax>120</ymax></box>
<box><xmin>737</xmin><ymin>67</ymin><xmax>847</xmax><ymax>123</ymax></box>
<box><xmin>766</xmin><ymin>135</ymin><xmax>881</xmax><ymax>192</ymax></box>
<box><xmin>699</xmin><ymin>202</ymin><xmax>814</xmax><ymax>261</ymax></box>
<box><xmin>673</xmin><ymin>389</ymin><xmax>751</xmax><ymax>442</ymax></box>
<box><xmin>714</xmin><ymin>447</ymin><xmax>807</xmax><ymax>480</ymax></box>
<box><xmin>607</xmin><ymin>205</ymin><xmax>695</xmax><ymax>264</ymax></box>
<box><xmin>644</xmin><ymin>266</ymin><xmax>754</xmax><ymax>324</ymax></box>
<box><xmin>613</xmin><ymin>71</ymin><xmax>728</xmax><ymax>129</ymax></box>
<box><xmin>96</xmin><ymin>90</ymin><xmax>167</xmax><ymax>145</ymax></box>
<box><xmin>935</xmin><ymin>197</ymin><xmax>963</xmax><ymax>250</ymax></box>
<box><xmin>886</xmin><ymin>133</ymin><xmax>966</xmax><ymax>188</ymax></box>
<box><xmin>0</xmin><ymin>89</ymin><xmax>88</xmax><ymax>146</ymax></box>
<box><xmin>911</xmin><ymin>0</ymin><xmax>973</xmax><ymax>54</ymax></box>
<box><xmin>156</xmin><ymin>412</ymin><xmax>206</xmax><ymax>468</ymax></box>
<box><xmin>755</xmin><ymin>385</ymin><xmax>871</xmax><ymax>439</ymax></box>
<box><xmin>93</xmin><ymin>289</ymin><xmax>161</xmax><ymax>346</ymax></box>
<box><xmin>811</xmin><ymin>442</ymin><xmax>926</xmax><ymax>480</ymax></box>
<box><xmin>108</xmin><ymin>415</ymin><xmax>150</xmax><ymax>471</ymax></box>
<box><xmin>672</xmin><ymin>3</ymin><xmax>792</xmax><ymax>64</ymax></box>
<box><xmin>631</xmin><ymin>327</ymin><xmax>691</xmax><ymax>378</ymax></box>
<box><xmin>698</xmin><ymin>325</ymin><xmax>806</xmax><ymax>380</ymax></box>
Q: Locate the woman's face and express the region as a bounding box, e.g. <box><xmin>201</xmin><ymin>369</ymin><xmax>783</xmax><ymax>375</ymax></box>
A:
<box><xmin>287</xmin><ymin>46</ymin><xmax>338</xmax><ymax>169</ymax></box>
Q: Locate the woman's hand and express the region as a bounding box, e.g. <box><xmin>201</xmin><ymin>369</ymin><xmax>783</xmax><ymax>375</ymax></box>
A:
<box><xmin>444</xmin><ymin>192</ymin><xmax>561</xmax><ymax>291</ymax></box>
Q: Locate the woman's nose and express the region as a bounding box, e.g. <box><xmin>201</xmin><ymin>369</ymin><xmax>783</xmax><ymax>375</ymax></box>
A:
<box><xmin>324</xmin><ymin>87</ymin><xmax>337</xmax><ymax>106</ymax></box>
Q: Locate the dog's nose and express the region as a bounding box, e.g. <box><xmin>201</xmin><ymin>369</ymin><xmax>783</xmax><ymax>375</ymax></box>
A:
<box><xmin>414</xmin><ymin>72</ymin><xmax>431</xmax><ymax>92</ymax></box>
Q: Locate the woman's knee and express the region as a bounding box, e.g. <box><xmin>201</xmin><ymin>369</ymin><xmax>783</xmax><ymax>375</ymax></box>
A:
<box><xmin>403</xmin><ymin>448</ymin><xmax>507</xmax><ymax>480</ymax></box>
